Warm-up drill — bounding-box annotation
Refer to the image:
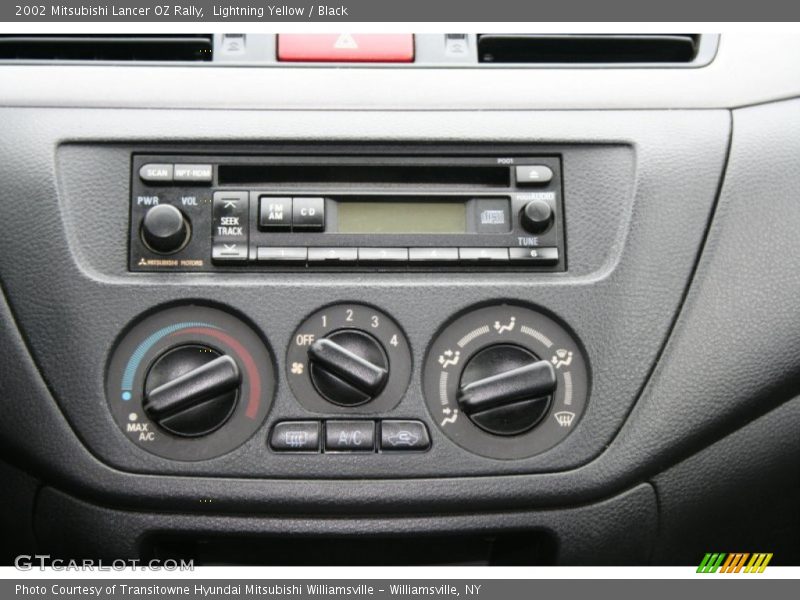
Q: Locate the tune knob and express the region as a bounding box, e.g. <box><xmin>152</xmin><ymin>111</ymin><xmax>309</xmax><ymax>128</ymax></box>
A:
<box><xmin>143</xmin><ymin>344</ymin><xmax>241</xmax><ymax>437</ymax></box>
<box><xmin>141</xmin><ymin>204</ymin><xmax>189</xmax><ymax>253</ymax></box>
<box><xmin>457</xmin><ymin>344</ymin><xmax>556</xmax><ymax>436</ymax></box>
<box><xmin>308</xmin><ymin>330</ymin><xmax>389</xmax><ymax>406</ymax></box>
<box><xmin>520</xmin><ymin>199</ymin><xmax>553</xmax><ymax>234</ymax></box>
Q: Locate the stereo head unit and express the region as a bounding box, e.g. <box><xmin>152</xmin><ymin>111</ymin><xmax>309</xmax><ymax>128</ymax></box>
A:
<box><xmin>130</xmin><ymin>153</ymin><xmax>565</xmax><ymax>272</ymax></box>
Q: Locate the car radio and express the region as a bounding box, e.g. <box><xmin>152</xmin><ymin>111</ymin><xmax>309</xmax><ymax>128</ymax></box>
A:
<box><xmin>129</xmin><ymin>153</ymin><xmax>565</xmax><ymax>271</ymax></box>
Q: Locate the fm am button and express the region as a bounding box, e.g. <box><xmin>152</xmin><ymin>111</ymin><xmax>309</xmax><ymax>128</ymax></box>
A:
<box><xmin>277</xmin><ymin>34</ymin><xmax>414</xmax><ymax>63</ymax></box>
<box><xmin>259</xmin><ymin>197</ymin><xmax>292</xmax><ymax>231</ymax></box>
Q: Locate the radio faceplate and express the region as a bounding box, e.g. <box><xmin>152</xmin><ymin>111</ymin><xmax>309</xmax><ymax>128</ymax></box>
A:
<box><xmin>130</xmin><ymin>154</ymin><xmax>565</xmax><ymax>272</ymax></box>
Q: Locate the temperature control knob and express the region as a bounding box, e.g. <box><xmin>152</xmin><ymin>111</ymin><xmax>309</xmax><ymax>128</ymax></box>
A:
<box><xmin>143</xmin><ymin>344</ymin><xmax>240</xmax><ymax>437</ymax></box>
<box><xmin>141</xmin><ymin>204</ymin><xmax>189</xmax><ymax>254</ymax></box>
<box><xmin>457</xmin><ymin>344</ymin><xmax>556</xmax><ymax>436</ymax></box>
<box><xmin>308</xmin><ymin>330</ymin><xmax>389</xmax><ymax>406</ymax></box>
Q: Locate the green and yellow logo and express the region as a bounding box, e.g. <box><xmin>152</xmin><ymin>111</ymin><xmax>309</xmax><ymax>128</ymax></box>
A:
<box><xmin>697</xmin><ymin>553</ymin><xmax>773</xmax><ymax>573</ymax></box>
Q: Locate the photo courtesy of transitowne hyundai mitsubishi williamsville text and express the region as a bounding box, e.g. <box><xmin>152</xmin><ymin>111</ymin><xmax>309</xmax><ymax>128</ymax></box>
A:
<box><xmin>17</xmin><ymin>584</ymin><xmax>471</xmax><ymax>596</ymax></box>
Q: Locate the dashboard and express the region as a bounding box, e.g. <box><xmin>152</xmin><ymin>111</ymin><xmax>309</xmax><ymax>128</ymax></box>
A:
<box><xmin>1</xmin><ymin>32</ymin><xmax>799</xmax><ymax>566</ymax></box>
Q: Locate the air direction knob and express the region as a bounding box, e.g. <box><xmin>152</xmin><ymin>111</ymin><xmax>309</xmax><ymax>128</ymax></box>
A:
<box><xmin>457</xmin><ymin>344</ymin><xmax>556</xmax><ymax>436</ymax></box>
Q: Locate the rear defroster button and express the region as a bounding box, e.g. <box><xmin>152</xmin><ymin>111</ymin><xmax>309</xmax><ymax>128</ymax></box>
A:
<box><xmin>270</xmin><ymin>421</ymin><xmax>321</xmax><ymax>452</ymax></box>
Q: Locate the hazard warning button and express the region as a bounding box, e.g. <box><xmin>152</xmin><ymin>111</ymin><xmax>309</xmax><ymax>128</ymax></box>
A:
<box><xmin>277</xmin><ymin>34</ymin><xmax>414</xmax><ymax>63</ymax></box>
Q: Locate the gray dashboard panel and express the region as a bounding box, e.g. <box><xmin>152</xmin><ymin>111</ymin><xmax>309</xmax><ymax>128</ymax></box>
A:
<box><xmin>0</xmin><ymin>108</ymin><xmax>727</xmax><ymax>483</ymax></box>
<box><xmin>0</xmin><ymin>34</ymin><xmax>797</xmax><ymax>111</ymax></box>
<box><xmin>0</xmin><ymin>103</ymin><xmax>748</xmax><ymax>519</ymax></box>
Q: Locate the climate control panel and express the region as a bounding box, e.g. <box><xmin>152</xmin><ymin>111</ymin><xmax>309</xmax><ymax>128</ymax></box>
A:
<box><xmin>105</xmin><ymin>302</ymin><xmax>588</xmax><ymax>464</ymax></box>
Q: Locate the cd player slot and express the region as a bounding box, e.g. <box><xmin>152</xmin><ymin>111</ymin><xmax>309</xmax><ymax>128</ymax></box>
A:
<box><xmin>217</xmin><ymin>164</ymin><xmax>510</xmax><ymax>188</ymax></box>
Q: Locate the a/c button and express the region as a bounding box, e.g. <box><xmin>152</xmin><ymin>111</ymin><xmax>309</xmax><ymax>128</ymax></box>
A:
<box><xmin>325</xmin><ymin>421</ymin><xmax>375</xmax><ymax>452</ymax></box>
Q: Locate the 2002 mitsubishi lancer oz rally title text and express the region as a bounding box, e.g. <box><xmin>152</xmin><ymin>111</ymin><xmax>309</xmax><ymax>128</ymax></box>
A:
<box><xmin>42</xmin><ymin>4</ymin><xmax>349</xmax><ymax>18</ymax></box>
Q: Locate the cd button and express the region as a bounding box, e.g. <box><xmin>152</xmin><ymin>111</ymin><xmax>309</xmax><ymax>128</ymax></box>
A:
<box><xmin>358</xmin><ymin>248</ymin><xmax>409</xmax><ymax>264</ymax></box>
<box><xmin>256</xmin><ymin>247</ymin><xmax>308</xmax><ymax>263</ymax></box>
<box><xmin>508</xmin><ymin>247</ymin><xmax>559</xmax><ymax>265</ymax></box>
<box><xmin>259</xmin><ymin>197</ymin><xmax>293</xmax><ymax>231</ymax></box>
<box><xmin>292</xmin><ymin>197</ymin><xmax>325</xmax><ymax>231</ymax></box>
<box><xmin>408</xmin><ymin>248</ymin><xmax>459</xmax><ymax>262</ymax></box>
<box><xmin>308</xmin><ymin>247</ymin><xmax>358</xmax><ymax>264</ymax></box>
<box><xmin>459</xmin><ymin>248</ymin><xmax>509</xmax><ymax>261</ymax></box>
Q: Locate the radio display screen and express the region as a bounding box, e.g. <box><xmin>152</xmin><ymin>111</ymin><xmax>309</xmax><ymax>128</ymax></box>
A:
<box><xmin>337</xmin><ymin>201</ymin><xmax>467</xmax><ymax>234</ymax></box>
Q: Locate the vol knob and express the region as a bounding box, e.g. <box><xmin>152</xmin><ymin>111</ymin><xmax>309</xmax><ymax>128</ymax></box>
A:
<box><xmin>308</xmin><ymin>330</ymin><xmax>389</xmax><ymax>406</ymax></box>
<box><xmin>457</xmin><ymin>344</ymin><xmax>556</xmax><ymax>436</ymax></box>
<box><xmin>520</xmin><ymin>199</ymin><xmax>553</xmax><ymax>234</ymax></box>
<box><xmin>143</xmin><ymin>345</ymin><xmax>240</xmax><ymax>437</ymax></box>
<box><xmin>141</xmin><ymin>204</ymin><xmax>189</xmax><ymax>253</ymax></box>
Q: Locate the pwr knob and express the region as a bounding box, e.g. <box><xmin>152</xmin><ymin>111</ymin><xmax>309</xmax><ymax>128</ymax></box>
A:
<box><xmin>141</xmin><ymin>204</ymin><xmax>189</xmax><ymax>254</ymax></box>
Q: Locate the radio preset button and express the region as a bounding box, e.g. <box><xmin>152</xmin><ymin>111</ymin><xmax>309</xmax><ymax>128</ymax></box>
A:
<box><xmin>459</xmin><ymin>248</ymin><xmax>510</xmax><ymax>261</ymax></box>
<box><xmin>270</xmin><ymin>421</ymin><xmax>321</xmax><ymax>452</ymax></box>
<box><xmin>358</xmin><ymin>248</ymin><xmax>409</xmax><ymax>264</ymax></box>
<box><xmin>308</xmin><ymin>247</ymin><xmax>358</xmax><ymax>264</ymax></box>
<box><xmin>324</xmin><ymin>421</ymin><xmax>376</xmax><ymax>452</ymax></box>
<box><xmin>257</xmin><ymin>247</ymin><xmax>308</xmax><ymax>263</ymax></box>
<box><xmin>516</xmin><ymin>165</ymin><xmax>554</xmax><ymax>185</ymax></box>
<box><xmin>408</xmin><ymin>248</ymin><xmax>459</xmax><ymax>262</ymax></box>
<box><xmin>139</xmin><ymin>163</ymin><xmax>174</xmax><ymax>183</ymax></box>
<box><xmin>259</xmin><ymin>197</ymin><xmax>293</xmax><ymax>231</ymax></box>
<box><xmin>508</xmin><ymin>247</ymin><xmax>559</xmax><ymax>265</ymax></box>
<box><xmin>174</xmin><ymin>164</ymin><xmax>212</xmax><ymax>183</ymax></box>
<box><xmin>292</xmin><ymin>197</ymin><xmax>325</xmax><ymax>231</ymax></box>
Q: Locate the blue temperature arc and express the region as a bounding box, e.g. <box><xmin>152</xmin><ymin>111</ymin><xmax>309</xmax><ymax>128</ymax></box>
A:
<box><xmin>120</xmin><ymin>322</ymin><xmax>218</xmax><ymax>400</ymax></box>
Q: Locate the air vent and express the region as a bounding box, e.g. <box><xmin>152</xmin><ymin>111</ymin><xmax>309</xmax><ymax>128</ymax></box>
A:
<box><xmin>478</xmin><ymin>34</ymin><xmax>701</xmax><ymax>64</ymax></box>
<box><xmin>0</xmin><ymin>35</ymin><xmax>212</xmax><ymax>62</ymax></box>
